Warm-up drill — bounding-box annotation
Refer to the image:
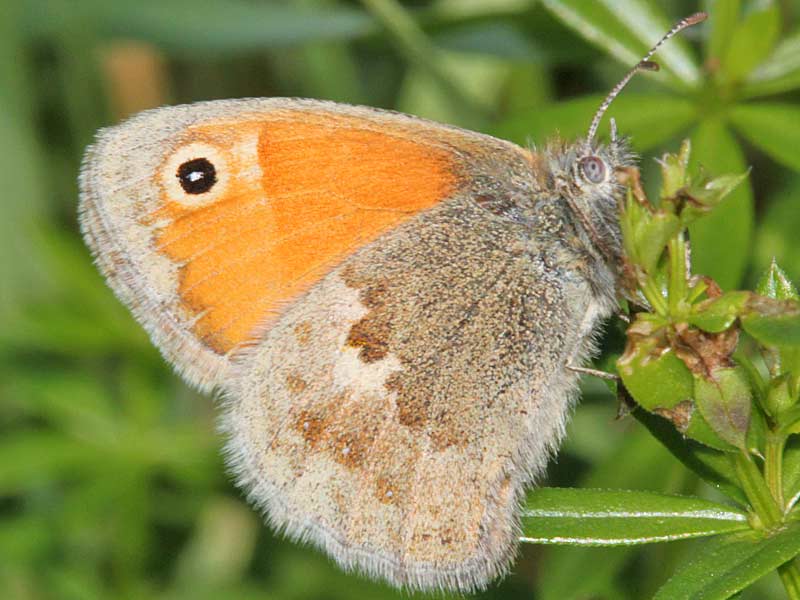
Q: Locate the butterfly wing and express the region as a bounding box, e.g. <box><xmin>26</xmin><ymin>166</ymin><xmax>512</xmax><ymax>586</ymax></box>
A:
<box><xmin>80</xmin><ymin>98</ymin><xmax>613</xmax><ymax>592</ymax></box>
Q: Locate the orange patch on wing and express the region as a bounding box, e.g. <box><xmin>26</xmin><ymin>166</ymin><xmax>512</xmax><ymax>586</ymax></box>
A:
<box><xmin>154</xmin><ymin>112</ymin><xmax>459</xmax><ymax>354</ymax></box>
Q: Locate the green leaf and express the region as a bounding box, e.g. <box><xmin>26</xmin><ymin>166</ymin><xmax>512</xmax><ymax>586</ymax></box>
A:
<box><xmin>633</xmin><ymin>407</ymin><xmax>748</xmax><ymax>505</ymax></box>
<box><xmin>537</xmin><ymin>426</ymin><xmax>687</xmax><ymax>600</ymax></box>
<box><xmin>684</xmin><ymin>409</ymin><xmax>740</xmax><ymax>453</ymax></box>
<box><xmin>429</xmin><ymin>0</ymin><xmax>537</xmax><ymax>21</ymax></box>
<box><xmin>730</xmin><ymin>103</ymin><xmax>800</xmax><ymax>172</ymax></box>
<box><xmin>494</xmin><ymin>93</ymin><xmax>696</xmax><ymax>151</ymax></box>
<box><xmin>688</xmin><ymin>118</ymin><xmax>753</xmax><ymax>289</ymax></box>
<box><xmin>783</xmin><ymin>347</ymin><xmax>800</xmax><ymax>398</ymax></box>
<box><xmin>784</xmin><ymin>437</ymin><xmax>800</xmax><ymax>510</ymax></box>
<box><xmin>754</xmin><ymin>177</ymin><xmax>800</xmax><ymax>287</ymax></box>
<box><xmin>757</xmin><ymin>259</ymin><xmax>800</xmax><ymax>301</ymax></box>
<box><xmin>719</xmin><ymin>2</ymin><xmax>781</xmax><ymax>83</ymax></box>
<box><xmin>704</xmin><ymin>0</ymin><xmax>741</xmax><ymax>62</ymax></box>
<box><xmin>688</xmin><ymin>291</ymin><xmax>750</xmax><ymax>333</ymax></box>
<box><xmin>396</xmin><ymin>52</ymin><xmax>505</xmax><ymax>129</ymax></box>
<box><xmin>434</xmin><ymin>22</ymin><xmax>543</xmax><ymax>62</ymax></box>
<box><xmin>694</xmin><ymin>368</ymin><xmax>752</xmax><ymax>450</ymax></box>
<box><xmin>680</xmin><ymin>171</ymin><xmax>750</xmax><ymax>226</ymax></box>
<box><xmin>27</xmin><ymin>0</ymin><xmax>377</xmax><ymax>54</ymax></box>
<box><xmin>781</xmin><ymin>407</ymin><xmax>800</xmax><ymax>435</ymax></box>
<box><xmin>296</xmin><ymin>40</ymin><xmax>365</xmax><ymax>105</ymax></box>
<box><xmin>653</xmin><ymin>522</ymin><xmax>800</xmax><ymax>599</ymax></box>
<box><xmin>618</xmin><ymin>343</ymin><xmax>694</xmax><ymax>412</ymax></box>
<box><xmin>595</xmin><ymin>0</ymin><xmax>702</xmax><ymax>85</ymax></box>
<box><xmin>540</xmin><ymin>0</ymin><xmax>699</xmax><ymax>87</ymax></box>
<box><xmin>744</xmin><ymin>29</ymin><xmax>800</xmax><ymax>96</ymax></box>
<box><xmin>764</xmin><ymin>374</ymin><xmax>794</xmax><ymax>419</ymax></box>
<box><xmin>620</xmin><ymin>187</ymin><xmax>651</xmax><ymax>270</ymax></box>
<box><xmin>462</xmin><ymin>4</ymin><xmax>596</xmax><ymax>67</ymax></box>
<box><xmin>742</xmin><ymin>298</ymin><xmax>800</xmax><ymax>347</ymax></box>
<box><xmin>521</xmin><ymin>488</ymin><xmax>748</xmax><ymax>545</ymax></box>
<box><xmin>634</xmin><ymin>212</ymin><xmax>682</xmax><ymax>274</ymax></box>
<box><xmin>745</xmin><ymin>404</ymin><xmax>767</xmax><ymax>456</ymax></box>
<box><xmin>660</xmin><ymin>138</ymin><xmax>692</xmax><ymax>199</ymax></box>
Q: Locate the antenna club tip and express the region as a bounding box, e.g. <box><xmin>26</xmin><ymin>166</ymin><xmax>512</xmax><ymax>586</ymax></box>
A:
<box><xmin>686</xmin><ymin>12</ymin><xmax>708</xmax><ymax>25</ymax></box>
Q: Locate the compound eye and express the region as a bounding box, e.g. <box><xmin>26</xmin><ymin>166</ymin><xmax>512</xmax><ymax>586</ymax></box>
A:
<box><xmin>177</xmin><ymin>157</ymin><xmax>217</xmax><ymax>194</ymax></box>
<box><xmin>579</xmin><ymin>156</ymin><xmax>607</xmax><ymax>184</ymax></box>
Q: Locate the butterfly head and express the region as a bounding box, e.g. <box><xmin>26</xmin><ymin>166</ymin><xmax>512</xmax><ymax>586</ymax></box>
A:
<box><xmin>541</xmin><ymin>130</ymin><xmax>635</xmax><ymax>269</ymax></box>
<box><xmin>545</xmin><ymin>11</ymin><xmax>706</xmax><ymax>268</ymax></box>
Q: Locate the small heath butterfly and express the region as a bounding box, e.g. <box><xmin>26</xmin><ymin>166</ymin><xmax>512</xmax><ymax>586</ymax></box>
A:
<box><xmin>79</xmin><ymin>13</ymin><xmax>705</xmax><ymax>593</ymax></box>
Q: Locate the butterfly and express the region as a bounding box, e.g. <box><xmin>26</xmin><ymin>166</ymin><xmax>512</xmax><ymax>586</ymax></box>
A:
<box><xmin>79</xmin><ymin>13</ymin><xmax>705</xmax><ymax>592</ymax></box>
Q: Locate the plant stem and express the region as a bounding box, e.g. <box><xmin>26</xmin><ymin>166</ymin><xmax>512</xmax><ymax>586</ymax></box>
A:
<box><xmin>763</xmin><ymin>432</ymin><xmax>795</xmax><ymax>600</ymax></box>
<box><xmin>779</xmin><ymin>560</ymin><xmax>800</xmax><ymax>600</ymax></box>
<box><xmin>765</xmin><ymin>432</ymin><xmax>787</xmax><ymax>509</ymax></box>
<box><xmin>668</xmin><ymin>235</ymin><xmax>687</xmax><ymax>315</ymax></box>
<box><xmin>733</xmin><ymin>451</ymin><xmax>783</xmax><ymax>528</ymax></box>
<box><xmin>642</xmin><ymin>278</ymin><xmax>669</xmax><ymax>315</ymax></box>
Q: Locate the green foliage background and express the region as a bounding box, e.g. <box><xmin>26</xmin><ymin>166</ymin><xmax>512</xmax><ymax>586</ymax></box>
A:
<box><xmin>2</xmin><ymin>0</ymin><xmax>800</xmax><ymax>598</ymax></box>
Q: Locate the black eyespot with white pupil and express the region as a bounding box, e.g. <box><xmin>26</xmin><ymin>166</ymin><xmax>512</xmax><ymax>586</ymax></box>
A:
<box><xmin>177</xmin><ymin>157</ymin><xmax>217</xmax><ymax>194</ymax></box>
<box><xmin>579</xmin><ymin>156</ymin><xmax>606</xmax><ymax>184</ymax></box>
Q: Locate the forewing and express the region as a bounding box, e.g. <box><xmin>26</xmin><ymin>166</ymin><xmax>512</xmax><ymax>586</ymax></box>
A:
<box><xmin>79</xmin><ymin>98</ymin><xmax>518</xmax><ymax>391</ymax></box>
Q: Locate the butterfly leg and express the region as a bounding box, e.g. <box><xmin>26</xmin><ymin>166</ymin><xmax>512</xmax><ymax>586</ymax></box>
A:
<box><xmin>565</xmin><ymin>364</ymin><xmax>618</xmax><ymax>381</ymax></box>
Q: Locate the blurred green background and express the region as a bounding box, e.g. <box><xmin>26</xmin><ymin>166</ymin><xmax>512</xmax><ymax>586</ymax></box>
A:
<box><xmin>2</xmin><ymin>0</ymin><xmax>800</xmax><ymax>598</ymax></box>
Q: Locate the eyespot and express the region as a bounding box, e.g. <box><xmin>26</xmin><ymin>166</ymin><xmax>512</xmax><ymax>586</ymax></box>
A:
<box><xmin>579</xmin><ymin>156</ymin><xmax>607</xmax><ymax>184</ymax></box>
<box><xmin>161</xmin><ymin>142</ymin><xmax>228</xmax><ymax>208</ymax></box>
<box><xmin>177</xmin><ymin>157</ymin><xmax>217</xmax><ymax>194</ymax></box>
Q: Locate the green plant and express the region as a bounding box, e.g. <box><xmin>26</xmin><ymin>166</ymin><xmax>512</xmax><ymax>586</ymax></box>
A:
<box><xmin>522</xmin><ymin>140</ymin><xmax>800</xmax><ymax>599</ymax></box>
<box><xmin>501</xmin><ymin>3</ymin><xmax>800</xmax><ymax>596</ymax></box>
<box><xmin>3</xmin><ymin>1</ymin><xmax>800</xmax><ymax>599</ymax></box>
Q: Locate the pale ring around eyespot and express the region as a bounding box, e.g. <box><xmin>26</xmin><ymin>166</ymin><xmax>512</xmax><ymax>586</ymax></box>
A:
<box><xmin>160</xmin><ymin>142</ymin><xmax>229</xmax><ymax>208</ymax></box>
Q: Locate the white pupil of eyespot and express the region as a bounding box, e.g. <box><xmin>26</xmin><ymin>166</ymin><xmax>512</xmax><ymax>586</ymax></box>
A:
<box><xmin>188</xmin><ymin>171</ymin><xmax>204</xmax><ymax>182</ymax></box>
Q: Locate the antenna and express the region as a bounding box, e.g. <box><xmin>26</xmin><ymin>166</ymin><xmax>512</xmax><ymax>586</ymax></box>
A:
<box><xmin>586</xmin><ymin>12</ymin><xmax>707</xmax><ymax>144</ymax></box>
